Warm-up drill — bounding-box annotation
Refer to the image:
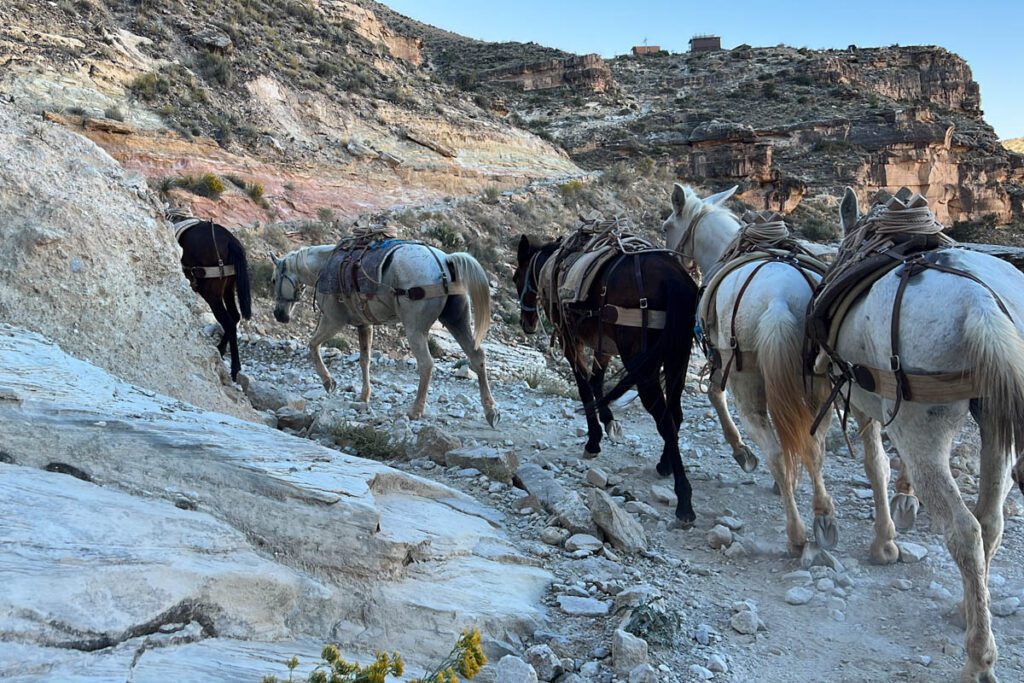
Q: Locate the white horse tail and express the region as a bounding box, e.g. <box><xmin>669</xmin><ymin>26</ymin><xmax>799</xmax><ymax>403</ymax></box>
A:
<box><xmin>963</xmin><ymin>293</ymin><xmax>1024</xmax><ymax>454</ymax></box>
<box><xmin>446</xmin><ymin>252</ymin><xmax>492</xmax><ymax>347</ymax></box>
<box><xmin>755</xmin><ymin>299</ymin><xmax>816</xmax><ymax>475</ymax></box>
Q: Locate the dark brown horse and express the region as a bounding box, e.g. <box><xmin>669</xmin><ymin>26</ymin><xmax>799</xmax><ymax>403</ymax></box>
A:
<box><xmin>513</xmin><ymin>234</ymin><xmax>700</xmax><ymax>523</ymax></box>
<box><xmin>173</xmin><ymin>215</ymin><xmax>252</xmax><ymax>381</ymax></box>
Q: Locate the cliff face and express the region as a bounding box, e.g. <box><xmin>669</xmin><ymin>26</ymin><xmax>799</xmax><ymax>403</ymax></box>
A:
<box><xmin>511</xmin><ymin>45</ymin><xmax>1024</xmax><ymax>226</ymax></box>
<box><xmin>483</xmin><ymin>54</ymin><xmax>612</xmax><ymax>93</ymax></box>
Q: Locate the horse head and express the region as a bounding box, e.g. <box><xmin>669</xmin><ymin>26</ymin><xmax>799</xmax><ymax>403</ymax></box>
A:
<box><xmin>270</xmin><ymin>250</ymin><xmax>303</xmax><ymax>323</ymax></box>
<box><xmin>513</xmin><ymin>234</ymin><xmax>556</xmax><ymax>335</ymax></box>
<box><xmin>663</xmin><ymin>183</ymin><xmax>738</xmax><ymax>276</ymax></box>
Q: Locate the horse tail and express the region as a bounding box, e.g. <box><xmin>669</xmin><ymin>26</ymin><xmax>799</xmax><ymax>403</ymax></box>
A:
<box><xmin>756</xmin><ymin>299</ymin><xmax>816</xmax><ymax>476</ymax></box>
<box><xmin>963</xmin><ymin>292</ymin><xmax>1024</xmax><ymax>455</ymax></box>
<box><xmin>446</xmin><ymin>252</ymin><xmax>491</xmax><ymax>347</ymax></box>
<box><xmin>228</xmin><ymin>236</ymin><xmax>252</xmax><ymax>320</ymax></box>
<box><xmin>597</xmin><ymin>272</ymin><xmax>697</xmax><ymax>408</ymax></box>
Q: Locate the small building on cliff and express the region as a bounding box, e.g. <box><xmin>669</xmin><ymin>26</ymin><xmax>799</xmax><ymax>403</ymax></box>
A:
<box><xmin>689</xmin><ymin>35</ymin><xmax>721</xmax><ymax>52</ymax></box>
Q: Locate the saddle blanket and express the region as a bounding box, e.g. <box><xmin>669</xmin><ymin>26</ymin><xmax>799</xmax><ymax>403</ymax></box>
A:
<box><xmin>318</xmin><ymin>239</ymin><xmax>407</xmax><ymax>297</ymax></box>
<box><xmin>556</xmin><ymin>246</ymin><xmax>616</xmax><ymax>303</ymax></box>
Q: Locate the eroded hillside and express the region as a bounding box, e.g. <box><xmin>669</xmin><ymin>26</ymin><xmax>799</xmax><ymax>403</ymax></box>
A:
<box><xmin>0</xmin><ymin>0</ymin><xmax>580</xmax><ymax>227</ymax></box>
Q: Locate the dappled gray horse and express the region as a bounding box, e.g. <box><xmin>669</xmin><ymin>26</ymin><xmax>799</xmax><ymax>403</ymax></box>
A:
<box><xmin>271</xmin><ymin>239</ymin><xmax>499</xmax><ymax>426</ymax></box>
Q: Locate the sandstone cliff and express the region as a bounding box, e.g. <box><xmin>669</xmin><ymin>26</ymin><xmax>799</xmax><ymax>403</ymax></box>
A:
<box><xmin>506</xmin><ymin>45</ymin><xmax>1024</xmax><ymax>227</ymax></box>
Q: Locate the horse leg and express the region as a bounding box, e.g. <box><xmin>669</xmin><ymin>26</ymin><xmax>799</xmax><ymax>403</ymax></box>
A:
<box><xmin>308</xmin><ymin>312</ymin><xmax>345</xmax><ymax>393</ymax></box>
<box><xmin>891</xmin><ymin>457</ymin><xmax>921</xmax><ymax>532</ymax></box>
<box><xmin>973</xmin><ymin>405</ymin><xmax>1014</xmax><ymax>576</ymax></box>
<box><xmin>636</xmin><ymin>375</ymin><xmax>694</xmax><ymax>524</ymax></box>
<box><xmin>357</xmin><ymin>325</ymin><xmax>373</xmax><ymax>403</ymax></box>
<box><xmin>852</xmin><ymin>408</ymin><xmax>899</xmax><ymax>564</ymax></box>
<box><xmin>589</xmin><ymin>354</ymin><xmax>620</xmax><ymax>441</ymax></box>
<box><xmin>222</xmin><ymin>278</ymin><xmax>242</xmax><ymax>381</ymax></box>
<box><xmin>807</xmin><ymin>409</ymin><xmax>838</xmax><ymax>549</ymax></box>
<box><xmin>569</xmin><ymin>350</ymin><xmax>603</xmax><ymax>458</ymax></box>
<box><xmin>439</xmin><ymin>295</ymin><xmax>499</xmax><ymax>426</ymax></box>
<box><xmin>732</xmin><ymin>374</ymin><xmax>806</xmax><ymax>555</ymax></box>
<box><xmin>708</xmin><ymin>375</ymin><xmax>758</xmax><ymax>472</ymax></box>
<box><xmin>405</xmin><ymin>324</ymin><xmax>434</xmax><ymax>420</ymax></box>
<box><xmin>202</xmin><ymin>288</ymin><xmax>239</xmax><ymax>382</ymax></box>
<box><xmin>887</xmin><ymin>404</ymin><xmax>995</xmax><ymax>683</ymax></box>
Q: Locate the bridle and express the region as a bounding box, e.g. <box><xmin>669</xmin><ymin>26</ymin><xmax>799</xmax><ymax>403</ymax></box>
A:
<box><xmin>670</xmin><ymin>204</ymin><xmax>715</xmax><ymax>279</ymax></box>
<box><xmin>275</xmin><ymin>257</ymin><xmax>307</xmax><ymax>306</ymax></box>
<box><xmin>518</xmin><ymin>251</ymin><xmax>542</xmax><ymax>313</ymax></box>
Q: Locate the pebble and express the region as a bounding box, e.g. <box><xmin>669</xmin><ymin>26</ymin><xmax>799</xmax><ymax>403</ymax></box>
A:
<box><xmin>715</xmin><ymin>515</ymin><xmax>744</xmax><ymax>530</ymax></box>
<box><xmin>586</xmin><ymin>467</ymin><xmax>609</xmax><ymax>488</ymax></box>
<box><xmin>892</xmin><ymin>578</ymin><xmax>913</xmax><ymax>591</ymax></box>
<box><xmin>783</xmin><ymin>570</ymin><xmax>812</xmax><ymax>583</ymax></box>
<box><xmin>694</xmin><ymin>623</ymin><xmax>713</xmax><ymax>646</ymax></box>
<box><xmin>565</xmin><ymin>534</ymin><xmax>604</xmax><ymax>553</ymax></box>
<box><xmin>688</xmin><ymin>664</ymin><xmax>714</xmax><ymax>680</ymax></box>
<box><xmin>707</xmin><ymin>524</ymin><xmax>733</xmax><ymax>549</ymax></box>
<box><xmin>650</xmin><ymin>484</ymin><xmax>675</xmax><ymax>504</ymax></box>
<box><xmin>816</xmin><ymin>578</ymin><xmax>835</xmax><ymax>592</ymax></box>
<box><xmin>899</xmin><ymin>541</ymin><xmax>929</xmax><ymax>563</ymax></box>
<box><xmin>853</xmin><ymin>488</ymin><xmax>874</xmax><ymax>499</ymax></box>
<box><xmin>785</xmin><ymin>587</ymin><xmax>815</xmax><ymax>605</ymax></box>
<box><xmin>928</xmin><ymin>581</ymin><xmax>954</xmax><ymax>601</ymax></box>
<box><xmin>541</xmin><ymin>527</ymin><xmax>569</xmax><ymax>546</ymax></box>
<box><xmin>829</xmin><ymin>609</ymin><xmax>846</xmax><ymax>622</ymax></box>
<box><xmin>917</xmin><ymin>655</ymin><xmax>933</xmax><ymax>667</ymax></box>
<box><xmin>557</xmin><ymin>595</ymin><xmax>609</xmax><ymax>616</ymax></box>
<box><xmin>706</xmin><ymin>654</ymin><xmax>728</xmax><ymax>673</ymax></box>
<box><xmin>730</xmin><ymin>610</ymin><xmax>760</xmax><ymax>635</ymax></box>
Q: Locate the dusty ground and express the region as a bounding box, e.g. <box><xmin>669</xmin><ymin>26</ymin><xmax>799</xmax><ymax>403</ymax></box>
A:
<box><xmin>230</xmin><ymin>324</ymin><xmax>1024</xmax><ymax>683</ymax></box>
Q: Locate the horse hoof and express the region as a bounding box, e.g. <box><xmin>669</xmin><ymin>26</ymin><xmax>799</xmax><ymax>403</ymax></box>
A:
<box><xmin>732</xmin><ymin>445</ymin><xmax>758</xmax><ymax>473</ymax></box>
<box><xmin>813</xmin><ymin>514</ymin><xmax>839</xmax><ymax>550</ymax></box>
<box><xmin>655</xmin><ymin>460</ymin><xmax>672</xmax><ymax>477</ymax></box>
<box><xmin>869</xmin><ymin>539</ymin><xmax>899</xmax><ymax>565</ymax></box>
<box><xmin>891</xmin><ymin>493</ymin><xmax>920</xmax><ymax>532</ymax></box>
<box><xmin>772</xmin><ymin>481</ymin><xmax>781</xmax><ymax>496</ymax></box>
<box><xmin>674</xmin><ymin>509</ymin><xmax>697</xmax><ymax>528</ymax></box>
<box><xmin>324</xmin><ymin>379</ymin><xmax>337</xmax><ymax>393</ymax></box>
<box><xmin>583</xmin><ymin>444</ymin><xmax>601</xmax><ymax>460</ymax></box>
<box><xmin>486</xmin><ymin>408</ymin><xmax>501</xmax><ymax>428</ymax></box>
<box><xmin>605</xmin><ymin>419</ymin><xmax>623</xmax><ymax>442</ymax></box>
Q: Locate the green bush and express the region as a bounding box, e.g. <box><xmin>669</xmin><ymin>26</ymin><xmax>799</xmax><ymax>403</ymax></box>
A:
<box><xmin>175</xmin><ymin>172</ymin><xmax>226</xmax><ymax>199</ymax></box>
<box><xmin>330</xmin><ymin>423</ymin><xmax>406</xmax><ymax>460</ymax></box>
<box><xmin>425</xmin><ymin>223</ymin><xmax>462</xmax><ymax>251</ymax></box>
<box><xmin>130</xmin><ymin>72</ymin><xmax>170</xmax><ymax>100</ymax></box>
<box><xmin>481</xmin><ymin>185</ymin><xmax>501</xmax><ymax>205</ymax></box>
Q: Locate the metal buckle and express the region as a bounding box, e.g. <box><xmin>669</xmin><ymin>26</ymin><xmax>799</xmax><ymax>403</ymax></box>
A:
<box><xmin>639</xmin><ymin>297</ymin><xmax>648</xmax><ymax>309</ymax></box>
<box><xmin>890</xmin><ymin>355</ymin><xmax>901</xmax><ymax>372</ymax></box>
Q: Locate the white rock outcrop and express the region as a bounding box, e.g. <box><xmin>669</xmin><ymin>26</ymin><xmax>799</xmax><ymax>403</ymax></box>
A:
<box><xmin>0</xmin><ymin>326</ymin><xmax>550</xmax><ymax>679</ymax></box>
<box><xmin>0</xmin><ymin>103</ymin><xmax>249</xmax><ymax>417</ymax></box>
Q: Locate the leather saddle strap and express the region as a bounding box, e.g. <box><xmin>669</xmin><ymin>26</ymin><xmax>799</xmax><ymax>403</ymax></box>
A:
<box><xmin>884</xmin><ymin>260</ymin><xmax>918</xmax><ymax>426</ymax></box>
<box><xmin>634</xmin><ymin>253</ymin><xmax>648</xmax><ymax>352</ymax></box>
<box><xmin>720</xmin><ymin>259</ymin><xmax>773</xmax><ymax>389</ymax></box>
<box><xmin>921</xmin><ymin>259</ymin><xmax>1013</xmax><ymax>320</ymax></box>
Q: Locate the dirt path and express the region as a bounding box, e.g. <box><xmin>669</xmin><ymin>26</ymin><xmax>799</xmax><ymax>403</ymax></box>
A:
<box><xmin>238</xmin><ymin>330</ymin><xmax>1024</xmax><ymax>683</ymax></box>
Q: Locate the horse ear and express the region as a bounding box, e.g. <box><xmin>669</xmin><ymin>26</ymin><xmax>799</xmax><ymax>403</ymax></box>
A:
<box><xmin>705</xmin><ymin>185</ymin><xmax>739</xmax><ymax>207</ymax></box>
<box><xmin>517</xmin><ymin>235</ymin><xmax>532</xmax><ymax>261</ymax></box>
<box><xmin>268</xmin><ymin>251</ymin><xmax>281</xmax><ymax>267</ymax></box>
<box><xmin>840</xmin><ymin>187</ymin><xmax>860</xmax><ymax>234</ymax></box>
<box><xmin>671</xmin><ymin>183</ymin><xmax>686</xmax><ymax>215</ymax></box>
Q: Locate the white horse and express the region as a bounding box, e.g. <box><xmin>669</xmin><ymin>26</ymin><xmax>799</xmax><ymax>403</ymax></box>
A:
<box><xmin>271</xmin><ymin>243</ymin><xmax>499</xmax><ymax>426</ymax></box>
<box><xmin>831</xmin><ymin>188</ymin><xmax>1024</xmax><ymax>683</ymax></box>
<box><xmin>663</xmin><ymin>184</ymin><xmax>837</xmax><ymax>557</ymax></box>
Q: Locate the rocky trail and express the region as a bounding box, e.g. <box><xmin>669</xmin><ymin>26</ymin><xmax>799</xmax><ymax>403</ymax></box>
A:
<box><xmin>232</xmin><ymin>324</ymin><xmax>1024</xmax><ymax>683</ymax></box>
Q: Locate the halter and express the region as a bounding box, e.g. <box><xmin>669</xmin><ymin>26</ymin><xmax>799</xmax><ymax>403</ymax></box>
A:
<box><xmin>518</xmin><ymin>251</ymin><xmax>542</xmax><ymax>313</ymax></box>
<box><xmin>275</xmin><ymin>256</ymin><xmax>307</xmax><ymax>305</ymax></box>
<box><xmin>671</xmin><ymin>203</ymin><xmax>716</xmax><ymax>279</ymax></box>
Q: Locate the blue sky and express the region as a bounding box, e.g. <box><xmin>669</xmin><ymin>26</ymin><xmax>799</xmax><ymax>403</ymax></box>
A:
<box><xmin>386</xmin><ymin>0</ymin><xmax>1023</xmax><ymax>139</ymax></box>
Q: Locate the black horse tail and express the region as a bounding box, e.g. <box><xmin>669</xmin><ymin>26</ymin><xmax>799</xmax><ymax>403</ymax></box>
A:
<box><xmin>228</xmin><ymin>236</ymin><xmax>252</xmax><ymax>320</ymax></box>
<box><xmin>595</xmin><ymin>274</ymin><xmax>697</xmax><ymax>409</ymax></box>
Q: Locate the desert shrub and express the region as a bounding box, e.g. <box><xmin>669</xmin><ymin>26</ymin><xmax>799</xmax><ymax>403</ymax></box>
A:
<box><xmin>103</xmin><ymin>106</ymin><xmax>125</xmax><ymax>121</ymax></box>
<box><xmin>799</xmin><ymin>214</ymin><xmax>840</xmax><ymax>241</ymax></box>
<box><xmin>224</xmin><ymin>174</ymin><xmax>247</xmax><ymax>188</ymax></box>
<box><xmin>130</xmin><ymin>72</ymin><xmax>170</xmax><ymax>100</ymax></box>
<box><xmin>301</xmin><ymin>220</ymin><xmax>333</xmax><ymax>243</ymax></box>
<box><xmin>481</xmin><ymin>185</ymin><xmax>501</xmax><ymax>205</ymax></box>
<box><xmin>762</xmin><ymin>81</ymin><xmax>777</xmax><ymax>98</ymax></box>
<box><xmin>425</xmin><ymin>223</ymin><xmax>462</xmax><ymax>250</ymax></box>
<box><xmin>329</xmin><ymin>423</ymin><xmax>406</xmax><ymax>460</ymax></box>
<box><xmin>246</xmin><ymin>181</ymin><xmax>266</xmax><ymax>203</ymax></box>
<box><xmin>427</xmin><ymin>335</ymin><xmax>444</xmax><ymax>359</ymax></box>
<box><xmin>261</xmin><ymin>628</ymin><xmax>485</xmax><ymax>683</ymax></box>
<box><xmin>558</xmin><ymin>179</ymin><xmax>585</xmax><ymax>200</ymax></box>
<box><xmin>812</xmin><ymin>139</ymin><xmax>855</xmax><ymax>154</ymax></box>
<box><xmin>249</xmin><ymin>260</ymin><xmax>275</xmax><ymax>298</ymax></box>
<box><xmin>64</xmin><ymin>105</ymin><xmax>87</xmax><ymax>116</ymax></box>
<box><xmin>196</xmin><ymin>52</ymin><xmax>233</xmax><ymax>87</ymax></box>
<box><xmin>602</xmin><ymin>163</ymin><xmax>633</xmax><ymax>188</ymax></box>
<box><xmin>317</xmin><ymin>207</ymin><xmax>336</xmax><ymax>224</ymax></box>
<box><xmin>324</xmin><ymin>337</ymin><xmax>351</xmax><ymax>353</ymax></box>
<box><xmin>175</xmin><ymin>172</ymin><xmax>226</xmax><ymax>199</ymax></box>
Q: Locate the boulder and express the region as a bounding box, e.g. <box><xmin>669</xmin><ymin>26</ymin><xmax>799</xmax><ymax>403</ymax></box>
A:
<box><xmin>412</xmin><ymin>424</ymin><xmax>462</xmax><ymax>463</ymax></box>
<box><xmin>494</xmin><ymin>655</ymin><xmax>539</xmax><ymax>683</ymax></box>
<box><xmin>524</xmin><ymin>644</ymin><xmax>563</xmax><ymax>682</ymax></box>
<box><xmin>514</xmin><ymin>463</ymin><xmax>566</xmax><ymax>511</ymax></box>
<box><xmin>612</xmin><ymin>629</ymin><xmax>648</xmax><ymax>675</ymax></box>
<box><xmin>0</xmin><ymin>327</ymin><xmax>551</xmax><ymax>677</ymax></box>
<box><xmin>445</xmin><ymin>446</ymin><xmax>519</xmax><ymax>484</ymax></box>
<box><xmin>587</xmin><ymin>489</ymin><xmax>647</xmax><ymax>551</ymax></box>
<box><xmin>242</xmin><ymin>377</ymin><xmax>303</xmax><ymax>412</ymax></box>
